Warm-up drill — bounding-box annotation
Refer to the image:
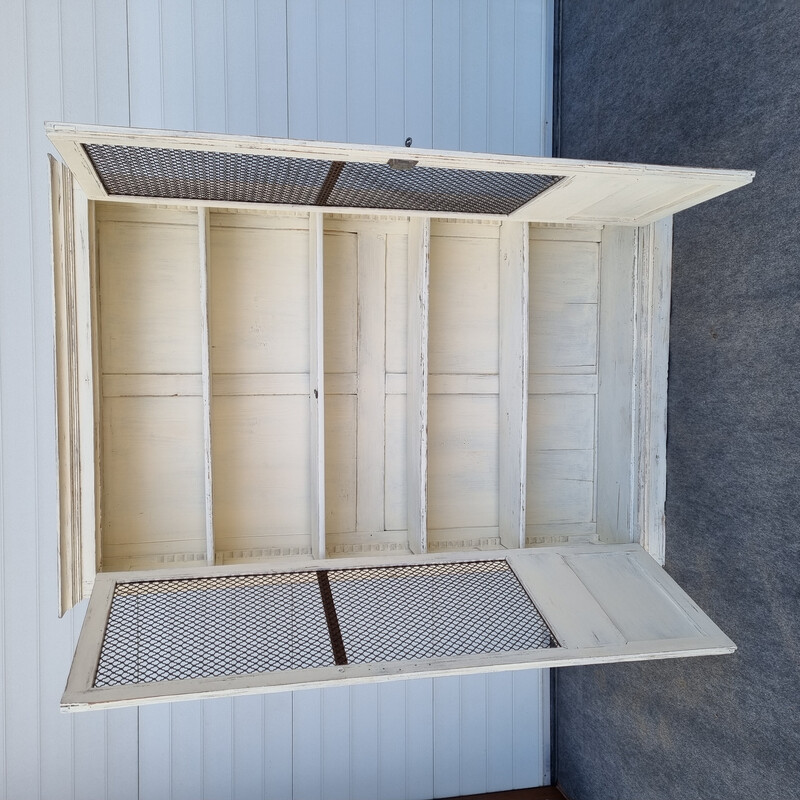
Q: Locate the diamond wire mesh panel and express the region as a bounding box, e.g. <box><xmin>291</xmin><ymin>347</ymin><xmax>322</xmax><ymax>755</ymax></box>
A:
<box><xmin>327</xmin><ymin>161</ymin><xmax>562</xmax><ymax>215</ymax></box>
<box><xmin>93</xmin><ymin>561</ymin><xmax>557</xmax><ymax>688</ymax></box>
<box><xmin>82</xmin><ymin>143</ymin><xmax>563</xmax><ymax>214</ymax></box>
<box><xmin>328</xmin><ymin>561</ymin><xmax>556</xmax><ymax>664</ymax></box>
<box><xmin>83</xmin><ymin>143</ymin><xmax>331</xmax><ymax>205</ymax></box>
<box><xmin>94</xmin><ymin>572</ymin><xmax>332</xmax><ymax>687</ymax></box>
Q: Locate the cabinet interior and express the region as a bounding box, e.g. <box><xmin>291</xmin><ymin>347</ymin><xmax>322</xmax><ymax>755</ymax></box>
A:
<box><xmin>92</xmin><ymin>202</ymin><xmax>602</xmax><ymax>572</ymax></box>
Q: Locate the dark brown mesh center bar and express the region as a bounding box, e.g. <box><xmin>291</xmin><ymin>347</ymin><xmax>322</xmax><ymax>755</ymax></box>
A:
<box><xmin>82</xmin><ymin>143</ymin><xmax>563</xmax><ymax>215</ymax></box>
<box><xmin>94</xmin><ymin>561</ymin><xmax>557</xmax><ymax>687</ymax></box>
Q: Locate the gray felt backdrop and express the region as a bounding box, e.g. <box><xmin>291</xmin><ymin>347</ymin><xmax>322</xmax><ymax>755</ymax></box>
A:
<box><xmin>555</xmin><ymin>2</ymin><xmax>800</xmax><ymax>798</ymax></box>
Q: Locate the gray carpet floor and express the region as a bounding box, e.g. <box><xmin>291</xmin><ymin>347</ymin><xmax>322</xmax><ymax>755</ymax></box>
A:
<box><xmin>555</xmin><ymin>2</ymin><xmax>800</xmax><ymax>798</ymax></box>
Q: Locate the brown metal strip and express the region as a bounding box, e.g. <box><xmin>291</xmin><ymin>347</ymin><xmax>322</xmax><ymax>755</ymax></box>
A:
<box><xmin>315</xmin><ymin>161</ymin><xmax>345</xmax><ymax>205</ymax></box>
<box><xmin>316</xmin><ymin>570</ymin><xmax>348</xmax><ymax>666</ymax></box>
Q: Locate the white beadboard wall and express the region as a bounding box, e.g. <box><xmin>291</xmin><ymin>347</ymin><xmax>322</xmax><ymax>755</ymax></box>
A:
<box><xmin>0</xmin><ymin>1</ymin><xmax>553</xmax><ymax>798</ymax></box>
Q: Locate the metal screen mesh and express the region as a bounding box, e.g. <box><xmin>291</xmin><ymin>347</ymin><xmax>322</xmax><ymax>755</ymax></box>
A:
<box><xmin>83</xmin><ymin>143</ymin><xmax>562</xmax><ymax>214</ymax></box>
<box><xmin>327</xmin><ymin>161</ymin><xmax>561</xmax><ymax>215</ymax></box>
<box><xmin>94</xmin><ymin>561</ymin><xmax>556</xmax><ymax>687</ymax></box>
<box><xmin>328</xmin><ymin>561</ymin><xmax>555</xmax><ymax>664</ymax></box>
<box><xmin>83</xmin><ymin>143</ymin><xmax>331</xmax><ymax>205</ymax></box>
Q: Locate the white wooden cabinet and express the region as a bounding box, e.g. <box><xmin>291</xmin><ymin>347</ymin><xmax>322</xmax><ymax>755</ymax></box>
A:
<box><xmin>48</xmin><ymin>123</ymin><xmax>752</xmax><ymax>710</ymax></box>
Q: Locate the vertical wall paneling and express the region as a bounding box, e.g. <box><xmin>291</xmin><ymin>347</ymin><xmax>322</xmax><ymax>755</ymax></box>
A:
<box><xmin>198</xmin><ymin>209</ymin><xmax>214</xmax><ymax>564</ymax></box>
<box><xmin>317</xmin><ymin>0</ymin><xmax>348</xmax><ymax>143</ymax></box>
<box><xmin>405</xmin><ymin>0</ymin><xmax>434</xmax><ymax>148</ymax></box>
<box><xmin>310</xmin><ymin>212</ymin><xmax>326</xmax><ymax>558</ymax></box>
<box><xmin>378</xmin><ymin>681</ymin><xmax>407</xmax><ymax>799</ymax></box>
<box><xmin>356</xmin><ymin>232</ymin><xmax>387</xmax><ymax>534</ymax></box>
<box><xmin>225</xmin><ymin>0</ymin><xmax>258</xmax><ymax>135</ymax></box>
<box><xmin>486</xmin><ymin>672</ymin><xmax>514</xmax><ymax>792</ymax></box>
<box><xmin>139</xmin><ymin>704</ymin><xmax>173</xmax><ymax>799</ymax></box>
<box><xmin>60</xmin><ymin>0</ymin><xmax>96</xmax><ymax>123</ymax></box>
<box><xmin>432</xmin><ymin>0</ymin><xmax>460</xmax><ymax>150</ymax></box>
<box><xmin>350</xmin><ymin>684</ymin><xmax>380</xmax><ymax>799</ymax></box>
<box><xmin>597</xmin><ymin>226</ymin><xmax>637</xmax><ymax>543</ymax></box>
<box><xmin>321</xmin><ymin>686</ymin><xmax>351</xmax><ymax>799</ymax></box>
<box><xmin>203</xmin><ymin>698</ymin><xmax>234</xmax><ymax>799</ymax></box>
<box><xmin>460</xmin><ymin>0</ymin><xmax>488</xmax><ymax>152</ymax></box>
<box><xmin>33</xmin><ymin>0</ymin><xmax>73</xmax><ymax>788</ymax></box>
<box><xmin>170</xmin><ymin>702</ymin><xmax>204</xmax><ymax>799</ymax></box>
<box><xmin>376</xmin><ymin>0</ymin><xmax>405</xmax><ymax>146</ymax></box>
<box><xmin>511</xmin><ymin>670</ymin><xmax>545</xmax><ymax>789</ymax></box>
<box><xmin>460</xmin><ymin>674</ymin><xmax>489</xmax><ymax>795</ymax></box>
<box><xmin>264</xmin><ymin>693</ymin><xmax>294</xmax><ymax>799</ymax></box>
<box><xmin>2</xmin><ymin>1</ymin><xmax>40</xmax><ymax>795</ymax></box>
<box><xmin>287</xmin><ymin>0</ymin><xmax>318</xmax><ymax>139</ymax></box>
<box><xmin>514</xmin><ymin>0</ymin><xmax>550</xmax><ymax>155</ymax></box>
<box><xmin>94</xmin><ymin>0</ymin><xmax>130</xmax><ymax>125</ymax></box>
<box><xmin>293</xmin><ymin>690</ymin><xmax>323</xmax><ymax>800</ymax></box>
<box><xmin>127</xmin><ymin>0</ymin><xmax>163</xmax><ymax>128</ymax></box>
<box><xmin>105</xmin><ymin>708</ymin><xmax>139</xmax><ymax>800</ymax></box>
<box><xmin>406</xmin><ymin>217</ymin><xmax>430</xmax><ymax>553</ymax></box>
<box><xmin>433</xmin><ymin>676</ymin><xmax>461</xmax><ymax>798</ymax></box>
<box><xmin>193</xmin><ymin>0</ymin><xmax>227</xmax><ymax>132</ymax></box>
<box><xmin>498</xmin><ymin>221</ymin><xmax>529</xmax><ymax>548</ymax></box>
<box><xmin>256</xmin><ymin>0</ymin><xmax>289</xmax><ymax>137</ymax></box>
<box><xmin>346</xmin><ymin>0</ymin><xmax>377</xmax><ymax>143</ymax></box>
<box><xmin>405</xmin><ymin>678</ymin><xmax>435</xmax><ymax>800</ymax></box>
<box><xmin>160</xmin><ymin>0</ymin><xmax>195</xmax><ymax>131</ymax></box>
<box><xmin>487</xmin><ymin>0</ymin><xmax>515</xmax><ymax>154</ymax></box>
<box><xmin>233</xmin><ymin>696</ymin><xmax>265</xmax><ymax>799</ymax></box>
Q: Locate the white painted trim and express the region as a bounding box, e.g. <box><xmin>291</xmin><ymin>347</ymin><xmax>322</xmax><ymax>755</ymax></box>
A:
<box><xmin>198</xmin><ymin>209</ymin><xmax>215</xmax><ymax>565</ymax></box>
<box><xmin>46</xmin><ymin>122</ymin><xmax>753</xmax><ymax>183</ymax></box>
<box><xmin>596</xmin><ymin>226</ymin><xmax>637</xmax><ymax>544</ymax></box>
<box><xmin>309</xmin><ymin>212</ymin><xmax>326</xmax><ymax>559</ymax></box>
<box><xmin>498</xmin><ymin>221</ymin><xmax>529</xmax><ymax>549</ymax></box>
<box><xmin>634</xmin><ymin>218</ymin><xmax>673</xmax><ymax>564</ymax></box>
<box><xmin>355</xmin><ymin>232</ymin><xmax>386</xmax><ymax>534</ymax></box>
<box><xmin>406</xmin><ymin>218</ymin><xmax>430</xmax><ymax>554</ymax></box>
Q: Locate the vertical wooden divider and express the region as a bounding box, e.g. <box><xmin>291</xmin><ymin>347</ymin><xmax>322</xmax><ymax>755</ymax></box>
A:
<box><xmin>498</xmin><ymin>221</ymin><xmax>529</xmax><ymax>549</ymax></box>
<box><xmin>356</xmin><ymin>232</ymin><xmax>387</xmax><ymax>534</ymax></box>
<box><xmin>309</xmin><ymin>212</ymin><xmax>326</xmax><ymax>559</ymax></box>
<box><xmin>407</xmin><ymin>217</ymin><xmax>431</xmax><ymax>554</ymax></box>
<box><xmin>198</xmin><ymin>208</ymin><xmax>215</xmax><ymax>565</ymax></box>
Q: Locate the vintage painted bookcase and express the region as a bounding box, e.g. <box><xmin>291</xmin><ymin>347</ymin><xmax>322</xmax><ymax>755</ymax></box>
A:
<box><xmin>47</xmin><ymin>123</ymin><xmax>753</xmax><ymax>710</ymax></box>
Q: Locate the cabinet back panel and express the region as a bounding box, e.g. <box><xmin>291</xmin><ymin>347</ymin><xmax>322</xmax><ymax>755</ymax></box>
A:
<box><xmin>211</xmin><ymin>395</ymin><xmax>311</xmax><ymax>546</ymax></box>
<box><xmin>209</xmin><ymin>224</ymin><xmax>310</xmax><ymax>374</ymax></box>
<box><xmin>102</xmin><ymin>396</ymin><xmax>206</xmax><ymax>554</ymax></box>
<box><xmin>324</xmin><ymin>393</ymin><xmax>357</xmax><ymax>535</ymax></box>
<box><xmin>427</xmin><ymin>394</ymin><xmax>499</xmax><ymax>531</ymax></box>
<box><xmin>323</xmin><ymin>231</ymin><xmax>358</xmax><ymax>374</ymax></box>
<box><xmin>529</xmin><ymin>239</ymin><xmax>599</xmax><ymax>372</ymax></box>
<box><xmin>384</xmin><ymin>393</ymin><xmax>408</xmax><ymax>532</ymax></box>
<box><xmin>322</xmin><ymin>220</ymin><xmax>411</xmax><ymax>548</ymax></box>
<box><xmin>98</xmin><ymin>217</ymin><xmax>202</xmax><ymax>374</ymax></box>
<box><xmin>384</xmin><ymin>233</ymin><xmax>409</xmax><ymax>373</ymax></box>
<box><xmin>429</xmin><ymin>231</ymin><xmax>500</xmax><ymax>375</ymax></box>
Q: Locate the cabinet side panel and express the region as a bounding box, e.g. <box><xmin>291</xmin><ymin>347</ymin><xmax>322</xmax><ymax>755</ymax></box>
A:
<box><xmin>596</xmin><ymin>226</ymin><xmax>637</xmax><ymax>543</ymax></box>
<box><xmin>527</xmin><ymin>231</ymin><xmax>599</xmax><ymax>545</ymax></box>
